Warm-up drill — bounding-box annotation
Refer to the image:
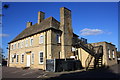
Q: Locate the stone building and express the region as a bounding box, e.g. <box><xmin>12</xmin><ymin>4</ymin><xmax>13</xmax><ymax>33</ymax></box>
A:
<box><xmin>7</xmin><ymin>7</ymin><xmax>117</xmax><ymax>70</ymax></box>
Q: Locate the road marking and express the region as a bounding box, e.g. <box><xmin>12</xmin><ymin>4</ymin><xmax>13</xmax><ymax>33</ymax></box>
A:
<box><xmin>36</xmin><ymin>73</ymin><xmax>47</xmax><ymax>78</ymax></box>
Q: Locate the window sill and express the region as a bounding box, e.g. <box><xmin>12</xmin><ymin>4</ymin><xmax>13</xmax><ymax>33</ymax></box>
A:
<box><xmin>39</xmin><ymin>63</ymin><xmax>44</xmax><ymax>64</ymax></box>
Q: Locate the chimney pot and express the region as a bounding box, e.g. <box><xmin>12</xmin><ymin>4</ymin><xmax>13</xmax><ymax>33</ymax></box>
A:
<box><xmin>26</xmin><ymin>22</ymin><xmax>32</xmax><ymax>28</ymax></box>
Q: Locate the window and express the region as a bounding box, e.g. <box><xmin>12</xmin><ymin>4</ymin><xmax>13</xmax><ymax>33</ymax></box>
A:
<box><xmin>31</xmin><ymin>53</ymin><xmax>34</xmax><ymax>64</ymax></box>
<box><xmin>30</xmin><ymin>38</ymin><xmax>33</xmax><ymax>46</ymax></box>
<box><xmin>112</xmin><ymin>50</ymin><xmax>115</xmax><ymax>59</ymax></box>
<box><xmin>18</xmin><ymin>43</ymin><xmax>20</xmax><ymax>48</ymax></box>
<box><xmin>39</xmin><ymin>52</ymin><xmax>43</xmax><ymax>64</ymax></box>
<box><xmin>56</xmin><ymin>34</ymin><xmax>61</xmax><ymax>43</ymax></box>
<box><xmin>39</xmin><ymin>35</ymin><xmax>44</xmax><ymax>44</ymax></box>
<box><xmin>11</xmin><ymin>45</ymin><xmax>13</xmax><ymax>50</ymax></box>
<box><xmin>108</xmin><ymin>49</ymin><xmax>111</xmax><ymax>60</ymax></box>
<box><xmin>26</xmin><ymin>39</ymin><xmax>28</xmax><ymax>47</ymax></box>
<box><xmin>13</xmin><ymin>44</ymin><xmax>15</xmax><ymax>49</ymax></box>
<box><xmin>21</xmin><ymin>54</ymin><xmax>24</xmax><ymax>63</ymax></box>
<box><xmin>14</xmin><ymin>44</ymin><xmax>16</xmax><ymax>49</ymax></box>
<box><xmin>16</xmin><ymin>54</ymin><xmax>19</xmax><ymax>63</ymax></box>
<box><xmin>21</xmin><ymin>41</ymin><xmax>24</xmax><ymax>48</ymax></box>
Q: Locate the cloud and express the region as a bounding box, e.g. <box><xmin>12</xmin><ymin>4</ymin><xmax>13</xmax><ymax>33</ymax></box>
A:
<box><xmin>0</xmin><ymin>34</ymin><xmax>9</xmax><ymax>37</ymax></box>
<box><xmin>80</xmin><ymin>28</ymin><xmax>104</xmax><ymax>36</ymax></box>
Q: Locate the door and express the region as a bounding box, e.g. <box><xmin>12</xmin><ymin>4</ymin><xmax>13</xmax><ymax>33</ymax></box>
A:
<box><xmin>26</xmin><ymin>55</ymin><xmax>30</xmax><ymax>67</ymax></box>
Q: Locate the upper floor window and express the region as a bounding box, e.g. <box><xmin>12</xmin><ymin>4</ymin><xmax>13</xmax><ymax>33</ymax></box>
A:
<box><xmin>18</xmin><ymin>43</ymin><xmax>20</xmax><ymax>48</ymax></box>
<box><xmin>26</xmin><ymin>39</ymin><xmax>28</xmax><ymax>47</ymax></box>
<box><xmin>39</xmin><ymin>35</ymin><xmax>44</xmax><ymax>44</ymax></box>
<box><xmin>108</xmin><ymin>49</ymin><xmax>111</xmax><ymax>60</ymax></box>
<box><xmin>14</xmin><ymin>44</ymin><xmax>16</xmax><ymax>49</ymax></box>
<box><xmin>11</xmin><ymin>45</ymin><xmax>13</xmax><ymax>50</ymax></box>
<box><xmin>39</xmin><ymin>52</ymin><xmax>43</xmax><ymax>64</ymax></box>
<box><xmin>56</xmin><ymin>34</ymin><xmax>61</xmax><ymax>43</ymax></box>
<box><xmin>112</xmin><ymin>50</ymin><xmax>115</xmax><ymax>59</ymax></box>
<box><xmin>13</xmin><ymin>44</ymin><xmax>15</xmax><ymax>49</ymax></box>
<box><xmin>30</xmin><ymin>38</ymin><xmax>33</xmax><ymax>46</ymax></box>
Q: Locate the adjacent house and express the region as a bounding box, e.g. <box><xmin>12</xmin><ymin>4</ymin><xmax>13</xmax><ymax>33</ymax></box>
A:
<box><xmin>7</xmin><ymin>7</ymin><xmax>117</xmax><ymax>70</ymax></box>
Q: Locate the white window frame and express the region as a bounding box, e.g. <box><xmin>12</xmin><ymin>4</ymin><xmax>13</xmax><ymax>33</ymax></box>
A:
<box><xmin>39</xmin><ymin>51</ymin><xmax>44</xmax><ymax>64</ymax></box>
<box><xmin>21</xmin><ymin>53</ymin><xmax>24</xmax><ymax>63</ymax></box>
<box><xmin>56</xmin><ymin>34</ymin><xmax>61</xmax><ymax>43</ymax></box>
<box><xmin>18</xmin><ymin>42</ymin><xmax>20</xmax><ymax>49</ymax></box>
<box><xmin>11</xmin><ymin>55</ymin><xmax>14</xmax><ymax>63</ymax></box>
<box><xmin>39</xmin><ymin>35</ymin><xmax>44</xmax><ymax>44</ymax></box>
<box><xmin>31</xmin><ymin>52</ymin><xmax>34</xmax><ymax>64</ymax></box>
<box><xmin>16</xmin><ymin>54</ymin><xmax>19</xmax><ymax>63</ymax></box>
<box><xmin>108</xmin><ymin>49</ymin><xmax>111</xmax><ymax>59</ymax></box>
<box><xmin>30</xmin><ymin>38</ymin><xmax>33</xmax><ymax>46</ymax></box>
<box><xmin>26</xmin><ymin>39</ymin><xmax>28</xmax><ymax>47</ymax></box>
<box><xmin>112</xmin><ymin>50</ymin><xmax>115</xmax><ymax>59</ymax></box>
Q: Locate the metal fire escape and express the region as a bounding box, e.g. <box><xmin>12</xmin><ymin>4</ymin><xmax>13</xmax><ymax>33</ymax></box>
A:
<box><xmin>74</xmin><ymin>39</ymin><xmax>103</xmax><ymax>71</ymax></box>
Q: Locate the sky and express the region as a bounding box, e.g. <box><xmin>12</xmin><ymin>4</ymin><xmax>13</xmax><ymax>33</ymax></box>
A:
<box><xmin>2</xmin><ymin>2</ymin><xmax>118</xmax><ymax>57</ymax></box>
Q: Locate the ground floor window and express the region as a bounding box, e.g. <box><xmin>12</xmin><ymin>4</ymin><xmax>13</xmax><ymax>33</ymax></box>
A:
<box><xmin>16</xmin><ymin>54</ymin><xmax>19</xmax><ymax>63</ymax></box>
<box><xmin>112</xmin><ymin>50</ymin><xmax>115</xmax><ymax>59</ymax></box>
<box><xmin>21</xmin><ymin>54</ymin><xmax>24</xmax><ymax>63</ymax></box>
<box><xmin>108</xmin><ymin>49</ymin><xmax>111</xmax><ymax>60</ymax></box>
<box><xmin>39</xmin><ymin>52</ymin><xmax>43</xmax><ymax>64</ymax></box>
<box><xmin>31</xmin><ymin>53</ymin><xmax>34</xmax><ymax>64</ymax></box>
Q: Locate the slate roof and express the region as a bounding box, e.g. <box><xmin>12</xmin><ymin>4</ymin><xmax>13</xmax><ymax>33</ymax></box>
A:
<box><xmin>9</xmin><ymin>17</ymin><xmax>61</xmax><ymax>43</ymax></box>
<box><xmin>9</xmin><ymin>16</ymin><xmax>79</xmax><ymax>44</ymax></box>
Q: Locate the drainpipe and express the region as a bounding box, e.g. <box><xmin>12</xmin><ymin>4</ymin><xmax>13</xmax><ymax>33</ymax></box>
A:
<box><xmin>44</xmin><ymin>31</ymin><xmax>47</xmax><ymax>70</ymax></box>
<box><xmin>7</xmin><ymin>44</ymin><xmax>10</xmax><ymax>67</ymax></box>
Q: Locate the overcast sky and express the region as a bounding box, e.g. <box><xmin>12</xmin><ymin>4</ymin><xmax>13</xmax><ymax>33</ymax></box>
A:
<box><xmin>2</xmin><ymin>2</ymin><xmax>118</xmax><ymax>57</ymax></box>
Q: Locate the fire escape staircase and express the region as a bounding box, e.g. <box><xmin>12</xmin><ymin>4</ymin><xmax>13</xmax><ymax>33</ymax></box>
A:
<box><xmin>74</xmin><ymin>40</ymin><xmax>103</xmax><ymax>71</ymax></box>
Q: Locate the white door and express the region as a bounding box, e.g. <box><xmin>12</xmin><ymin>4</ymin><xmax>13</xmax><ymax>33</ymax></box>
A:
<box><xmin>26</xmin><ymin>55</ymin><xmax>30</xmax><ymax>67</ymax></box>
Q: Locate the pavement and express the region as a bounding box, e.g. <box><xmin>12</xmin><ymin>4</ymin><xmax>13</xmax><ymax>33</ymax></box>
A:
<box><xmin>1</xmin><ymin>64</ymin><xmax>120</xmax><ymax>80</ymax></box>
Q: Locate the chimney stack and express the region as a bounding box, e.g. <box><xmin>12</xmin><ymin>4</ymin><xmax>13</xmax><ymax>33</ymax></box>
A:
<box><xmin>60</xmin><ymin>7</ymin><xmax>73</xmax><ymax>33</ymax></box>
<box><xmin>38</xmin><ymin>11</ymin><xmax>45</xmax><ymax>24</ymax></box>
<box><xmin>26</xmin><ymin>22</ymin><xmax>32</xmax><ymax>28</ymax></box>
<box><xmin>60</xmin><ymin>7</ymin><xmax>73</xmax><ymax>58</ymax></box>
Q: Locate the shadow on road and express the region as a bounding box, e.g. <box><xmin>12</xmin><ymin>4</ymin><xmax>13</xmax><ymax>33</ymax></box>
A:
<box><xmin>2</xmin><ymin>64</ymin><xmax>120</xmax><ymax>80</ymax></box>
<box><xmin>46</xmin><ymin>67</ymin><xmax>120</xmax><ymax>80</ymax></box>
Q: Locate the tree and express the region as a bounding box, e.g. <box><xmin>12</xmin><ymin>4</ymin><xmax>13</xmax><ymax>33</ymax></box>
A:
<box><xmin>3</xmin><ymin>4</ymin><xmax>9</xmax><ymax>9</ymax></box>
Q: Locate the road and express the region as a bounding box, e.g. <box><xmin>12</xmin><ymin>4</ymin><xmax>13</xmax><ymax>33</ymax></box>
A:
<box><xmin>2</xmin><ymin>64</ymin><xmax>120</xmax><ymax>80</ymax></box>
